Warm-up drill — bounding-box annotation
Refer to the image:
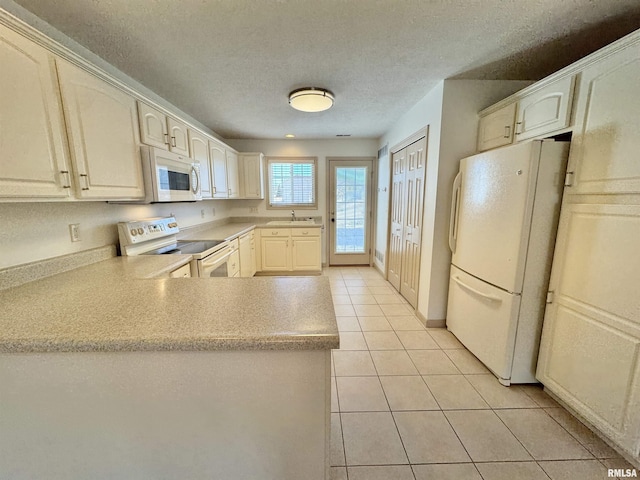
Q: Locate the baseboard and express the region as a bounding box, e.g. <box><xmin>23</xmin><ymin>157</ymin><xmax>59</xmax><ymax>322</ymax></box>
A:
<box><xmin>415</xmin><ymin>309</ymin><xmax>446</xmax><ymax>329</ymax></box>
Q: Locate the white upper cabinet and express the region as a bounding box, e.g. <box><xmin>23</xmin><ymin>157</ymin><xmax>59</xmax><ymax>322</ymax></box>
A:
<box><xmin>138</xmin><ymin>102</ymin><xmax>189</xmax><ymax>156</ymax></box>
<box><xmin>514</xmin><ymin>75</ymin><xmax>575</xmax><ymax>142</ymax></box>
<box><xmin>166</xmin><ymin>116</ymin><xmax>189</xmax><ymax>156</ymax></box>
<box><xmin>188</xmin><ymin>129</ymin><xmax>212</xmax><ymax>199</ymax></box>
<box><xmin>226</xmin><ymin>150</ymin><xmax>239</xmax><ymax>199</ymax></box>
<box><xmin>239</xmin><ymin>153</ymin><xmax>264</xmax><ymax>199</ymax></box>
<box><xmin>477</xmin><ymin>102</ymin><xmax>516</xmax><ymax>152</ymax></box>
<box><xmin>0</xmin><ymin>24</ymin><xmax>71</xmax><ymax>199</ymax></box>
<box><xmin>209</xmin><ymin>139</ymin><xmax>228</xmax><ymax>198</ymax></box>
<box><xmin>56</xmin><ymin>59</ymin><xmax>144</xmax><ymax>200</ymax></box>
<box><xmin>137</xmin><ymin>102</ymin><xmax>168</xmax><ymax>150</ymax></box>
<box><xmin>568</xmin><ymin>47</ymin><xmax>640</xmax><ymax>196</ymax></box>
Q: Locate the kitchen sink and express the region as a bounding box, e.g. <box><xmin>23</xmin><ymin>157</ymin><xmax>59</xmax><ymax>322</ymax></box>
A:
<box><xmin>266</xmin><ymin>220</ymin><xmax>315</xmax><ymax>226</ymax></box>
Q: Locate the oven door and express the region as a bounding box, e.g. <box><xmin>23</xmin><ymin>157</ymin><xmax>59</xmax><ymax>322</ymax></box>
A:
<box><xmin>198</xmin><ymin>244</ymin><xmax>232</xmax><ymax>278</ymax></box>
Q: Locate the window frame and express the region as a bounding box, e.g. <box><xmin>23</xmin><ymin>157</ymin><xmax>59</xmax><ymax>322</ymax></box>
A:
<box><xmin>265</xmin><ymin>156</ymin><xmax>318</xmax><ymax>210</ymax></box>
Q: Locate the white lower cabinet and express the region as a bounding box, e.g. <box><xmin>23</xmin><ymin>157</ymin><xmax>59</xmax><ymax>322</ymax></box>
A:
<box><xmin>239</xmin><ymin>231</ymin><xmax>256</xmax><ymax>277</ymax></box>
<box><xmin>261</xmin><ymin>229</ymin><xmax>291</xmax><ymax>271</ymax></box>
<box><xmin>169</xmin><ymin>263</ymin><xmax>191</xmax><ymax>278</ymax></box>
<box><xmin>260</xmin><ymin>228</ymin><xmax>321</xmax><ymax>273</ymax></box>
<box><xmin>228</xmin><ymin>238</ymin><xmax>240</xmax><ymax>278</ymax></box>
<box><xmin>56</xmin><ymin>59</ymin><xmax>144</xmax><ymax>200</ymax></box>
<box><xmin>292</xmin><ymin>231</ymin><xmax>322</xmax><ymax>271</ymax></box>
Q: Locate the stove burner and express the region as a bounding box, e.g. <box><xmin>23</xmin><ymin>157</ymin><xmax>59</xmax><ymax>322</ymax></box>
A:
<box><xmin>143</xmin><ymin>240</ymin><xmax>225</xmax><ymax>256</ymax></box>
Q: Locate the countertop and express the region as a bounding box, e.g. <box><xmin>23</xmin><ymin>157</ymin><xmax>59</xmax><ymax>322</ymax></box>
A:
<box><xmin>181</xmin><ymin>221</ymin><xmax>322</xmax><ymax>242</ymax></box>
<box><xmin>0</xmin><ymin>254</ymin><xmax>338</xmax><ymax>354</ymax></box>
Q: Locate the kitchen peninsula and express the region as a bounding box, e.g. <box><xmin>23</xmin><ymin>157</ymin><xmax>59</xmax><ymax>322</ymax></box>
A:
<box><xmin>0</xmin><ymin>250</ymin><xmax>338</xmax><ymax>480</ymax></box>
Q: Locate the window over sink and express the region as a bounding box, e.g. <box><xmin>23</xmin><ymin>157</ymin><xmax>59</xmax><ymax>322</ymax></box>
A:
<box><xmin>266</xmin><ymin>157</ymin><xmax>317</xmax><ymax>209</ymax></box>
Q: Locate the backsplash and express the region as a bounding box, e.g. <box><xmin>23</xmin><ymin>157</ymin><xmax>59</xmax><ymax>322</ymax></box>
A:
<box><xmin>0</xmin><ymin>200</ymin><xmax>231</xmax><ymax>269</ymax></box>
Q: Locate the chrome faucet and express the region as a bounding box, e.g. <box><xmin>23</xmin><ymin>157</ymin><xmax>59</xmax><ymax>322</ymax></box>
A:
<box><xmin>291</xmin><ymin>210</ymin><xmax>296</xmax><ymax>221</ymax></box>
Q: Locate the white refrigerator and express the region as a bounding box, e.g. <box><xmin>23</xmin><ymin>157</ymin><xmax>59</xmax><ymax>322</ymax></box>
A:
<box><xmin>446</xmin><ymin>139</ymin><xmax>569</xmax><ymax>385</ymax></box>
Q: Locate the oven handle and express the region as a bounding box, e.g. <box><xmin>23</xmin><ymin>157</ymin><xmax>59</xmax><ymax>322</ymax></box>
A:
<box><xmin>200</xmin><ymin>244</ymin><xmax>232</xmax><ymax>269</ymax></box>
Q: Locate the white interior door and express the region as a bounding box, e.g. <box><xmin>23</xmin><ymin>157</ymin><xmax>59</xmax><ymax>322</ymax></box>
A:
<box><xmin>329</xmin><ymin>159</ymin><xmax>373</xmax><ymax>266</ymax></box>
<box><xmin>388</xmin><ymin>148</ymin><xmax>406</xmax><ymax>290</ymax></box>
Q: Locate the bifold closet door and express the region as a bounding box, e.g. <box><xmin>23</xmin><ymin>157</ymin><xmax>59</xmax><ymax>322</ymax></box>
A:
<box><xmin>388</xmin><ymin>148</ymin><xmax>406</xmax><ymax>290</ymax></box>
<box><xmin>387</xmin><ymin>136</ymin><xmax>427</xmax><ymax>308</ymax></box>
<box><xmin>399</xmin><ymin>137</ymin><xmax>426</xmax><ymax>308</ymax></box>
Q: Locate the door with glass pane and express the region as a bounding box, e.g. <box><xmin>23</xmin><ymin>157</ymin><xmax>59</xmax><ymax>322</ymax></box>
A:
<box><xmin>329</xmin><ymin>159</ymin><xmax>373</xmax><ymax>265</ymax></box>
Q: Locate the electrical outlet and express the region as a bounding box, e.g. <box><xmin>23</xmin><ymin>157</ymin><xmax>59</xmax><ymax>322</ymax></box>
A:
<box><xmin>69</xmin><ymin>224</ymin><xmax>80</xmax><ymax>242</ymax></box>
<box><xmin>249</xmin><ymin>207</ymin><xmax>258</xmax><ymax>213</ymax></box>
<box><xmin>200</xmin><ymin>209</ymin><xmax>205</xmax><ymax>219</ymax></box>
<box><xmin>212</xmin><ymin>208</ymin><xmax>216</xmax><ymax>217</ymax></box>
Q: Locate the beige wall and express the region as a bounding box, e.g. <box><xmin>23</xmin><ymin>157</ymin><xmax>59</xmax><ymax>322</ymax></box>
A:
<box><xmin>376</xmin><ymin>79</ymin><xmax>532</xmax><ymax>322</ymax></box>
<box><xmin>0</xmin><ymin>200</ymin><xmax>232</xmax><ymax>269</ymax></box>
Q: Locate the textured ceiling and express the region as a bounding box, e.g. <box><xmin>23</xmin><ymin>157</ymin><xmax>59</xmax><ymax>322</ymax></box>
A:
<box><xmin>10</xmin><ymin>0</ymin><xmax>640</xmax><ymax>139</ymax></box>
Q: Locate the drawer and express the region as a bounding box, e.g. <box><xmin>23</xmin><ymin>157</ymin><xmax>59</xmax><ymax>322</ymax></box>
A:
<box><xmin>169</xmin><ymin>263</ymin><xmax>192</xmax><ymax>278</ymax></box>
<box><xmin>292</xmin><ymin>228</ymin><xmax>321</xmax><ymax>237</ymax></box>
<box><xmin>262</xmin><ymin>228</ymin><xmax>290</xmax><ymax>237</ymax></box>
<box><xmin>229</xmin><ymin>238</ymin><xmax>240</xmax><ymax>250</ymax></box>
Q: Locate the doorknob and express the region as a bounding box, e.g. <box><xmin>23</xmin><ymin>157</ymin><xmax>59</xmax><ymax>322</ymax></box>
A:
<box><xmin>331</xmin><ymin>218</ymin><xmax>335</xmax><ymax>222</ymax></box>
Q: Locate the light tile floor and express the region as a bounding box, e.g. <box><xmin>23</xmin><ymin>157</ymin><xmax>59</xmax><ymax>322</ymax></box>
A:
<box><xmin>326</xmin><ymin>266</ymin><xmax>635</xmax><ymax>480</ymax></box>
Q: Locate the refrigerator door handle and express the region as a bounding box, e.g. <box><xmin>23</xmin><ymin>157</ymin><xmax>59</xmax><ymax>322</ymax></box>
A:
<box><xmin>452</xmin><ymin>275</ymin><xmax>502</xmax><ymax>302</ymax></box>
<box><xmin>449</xmin><ymin>172</ymin><xmax>462</xmax><ymax>253</ymax></box>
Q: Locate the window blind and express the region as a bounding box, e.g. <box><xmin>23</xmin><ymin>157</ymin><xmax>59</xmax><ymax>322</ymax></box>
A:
<box><xmin>267</xmin><ymin>158</ymin><xmax>316</xmax><ymax>207</ymax></box>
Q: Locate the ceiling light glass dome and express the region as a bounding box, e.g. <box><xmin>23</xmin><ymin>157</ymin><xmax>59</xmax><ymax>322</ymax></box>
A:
<box><xmin>289</xmin><ymin>88</ymin><xmax>334</xmax><ymax>112</ymax></box>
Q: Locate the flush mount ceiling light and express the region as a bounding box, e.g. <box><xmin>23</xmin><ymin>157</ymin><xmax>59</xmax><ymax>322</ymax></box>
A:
<box><xmin>288</xmin><ymin>87</ymin><xmax>334</xmax><ymax>112</ymax></box>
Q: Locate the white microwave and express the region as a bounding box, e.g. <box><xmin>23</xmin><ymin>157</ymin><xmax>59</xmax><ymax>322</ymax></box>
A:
<box><xmin>139</xmin><ymin>146</ymin><xmax>201</xmax><ymax>203</ymax></box>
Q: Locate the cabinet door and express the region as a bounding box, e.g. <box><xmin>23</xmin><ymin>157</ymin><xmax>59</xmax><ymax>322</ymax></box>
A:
<box><xmin>209</xmin><ymin>140</ymin><xmax>228</xmax><ymax>198</ymax></box>
<box><xmin>228</xmin><ymin>249</ymin><xmax>240</xmax><ymax>278</ymax></box>
<box><xmin>138</xmin><ymin>102</ymin><xmax>168</xmax><ymax>150</ymax></box>
<box><xmin>249</xmin><ymin>232</ymin><xmax>257</xmax><ymax>276</ymax></box>
<box><xmin>226</xmin><ymin>150</ymin><xmax>240</xmax><ymax>199</ymax></box>
<box><xmin>568</xmin><ymin>51</ymin><xmax>640</xmax><ymax>195</ymax></box>
<box><xmin>0</xmin><ymin>25</ymin><xmax>71</xmax><ymax>199</ymax></box>
<box><xmin>169</xmin><ymin>263</ymin><xmax>191</xmax><ymax>278</ymax></box>
<box><xmin>261</xmin><ymin>233</ymin><xmax>291</xmax><ymax>271</ymax></box>
<box><xmin>515</xmin><ymin>75</ymin><xmax>575</xmax><ymax>142</ymax></box>
<box><xmin>477</xmin><ymin>102</ymin><xmax>516</xmax><ymax>152</ymax></box>
<box><xmin>537</xmin><ymin>204</ymin><xmax>640</xmax><ymax>455</ymax></box>
<box><xmin>292</xmin><ymin>236</ymin><xmax>321</xmax><ymax>271</ymax></box>
<box><xmin>240</xmin><ymin>153</ymin><xmax>264</xmax><ymax>199</ymax></box>
<box><xmin>167</xmin><ymin>116</ymin><xmax>189</xmax><ymax>156</ymax></box>
<box><xmin>56</xmin><ymin>60</ymin><xmax>144</xmax><ymax>199</ymax></box>
<box><xmin>239</xmin><ymin>233</ymin><xmax>253</xmax><ymax>277</ymax></box>
<box><xmin>188</xmin><ymin>130</ymin><xmax>212</xmax><ymax>198</ymax></box>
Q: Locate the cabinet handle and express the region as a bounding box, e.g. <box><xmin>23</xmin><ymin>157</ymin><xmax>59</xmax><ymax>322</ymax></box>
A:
<box><xmin>60</xmin><ymin>170</ymin><xmax>71</xmax><ymax>189</ymax></box>
<box><xmin>504</xmin><ymin>126</ymin><xmax>511</xmax><ymax>138</ymax></box>
<box><xmin>515</xmin><ymin>122</ymin><xmax>523</xmax><ymax>135</ymax></box>
<box><xmin>171</xmin><ymin>136</ymin><xmax>177</xmax><ymax>147</ymax></box>
<box><xmin>163</xmin><ymin>133</ymin><xmax>170</xmax><ymax>145</ymax></box>
<box><xmin>79</xmin><ymin>173</ymin><xmax>90</xmax><ymax>191</ymax></box>
<box><xmin>213</xmin><ymin>187</ymin><xmax>217</xmax><ymax>194</ymax></box>
<box><xmin>302</xmin><ymin>231</ymin><xmax>308</xmax><ymax>235</ymax></box>
<box><xmin>272</xmin><ymin>231</ymin><xmax>278</xmax><ymax>235</ymax></box>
